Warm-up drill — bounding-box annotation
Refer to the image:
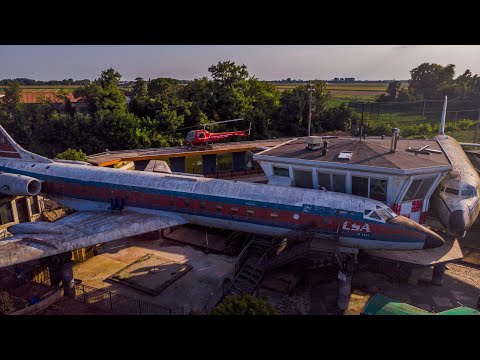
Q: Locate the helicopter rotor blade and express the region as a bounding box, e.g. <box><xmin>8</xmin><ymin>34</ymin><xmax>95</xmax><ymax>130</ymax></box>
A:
<box><xmin>160</xmin><ymin>118</ymin><xmax>245</xmax><ymax>134</ymax></box>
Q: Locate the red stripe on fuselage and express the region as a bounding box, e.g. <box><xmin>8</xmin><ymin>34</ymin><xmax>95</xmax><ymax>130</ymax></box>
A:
<box><xmin>41</xmin><ymin>178</ymin><xmax>422</xmax><ymax>242</ymax></box>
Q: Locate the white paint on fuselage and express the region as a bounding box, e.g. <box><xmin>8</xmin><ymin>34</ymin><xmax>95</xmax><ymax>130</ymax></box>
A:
<box><xmin>1</xmin><ymin>159</ymin><xmax>384</xmax><ymax>215</ymax></box>
<box><xmin>0</xmin><ymin>158</ymin><xmax>430</xmax><ymax>251</ymax></box>
<box><xmin>431</xmin><ymin>135</ymin><xmax>480</xmax><ymax>231</ymax></box>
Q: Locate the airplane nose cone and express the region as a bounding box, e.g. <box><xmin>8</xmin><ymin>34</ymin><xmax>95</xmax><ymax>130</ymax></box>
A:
<box><xmin>423</xmin><ymin>231</ymin><xmax>445</xmax><ymax>249</ymax></box>
<box><xmin>449</xmin><ymin>210</ymin><xmax>466</xmax><ymax>233</ymax></box>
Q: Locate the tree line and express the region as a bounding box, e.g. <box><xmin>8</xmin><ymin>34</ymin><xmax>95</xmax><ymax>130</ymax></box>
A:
<box><xmin>378</xmin><ymin>63</ymin><xmax>480</xmax><ymax>102</ymax></box>
<box><xmin>0</xmin><ymin>78</ymin><xmax>92</xmax><ymax>86</ymax></box>
<box><xmin>0</xmin><ymin>61</ymin><xmax>358</xmax><ymax>158</ymax></box>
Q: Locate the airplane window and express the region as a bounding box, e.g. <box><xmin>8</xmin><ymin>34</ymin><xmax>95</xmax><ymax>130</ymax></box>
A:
<box><xmin>369</xmin><ymin>211</ymin><xmax>381</xmax><ymax>221</ymax></box>
<box><xmin>186</xmin><ymin>131</ymin><xmax>195</xmax><ymax>141</ymax></box>
<box><xmin>376</xmin><ymin>208</ymin><xmax>396</xmax><ymax>220</ymax></box>
<box><xmin>444</xmin><ymin>187</ymin><xmax>459</xmax><ymax>196</ymax></box>
<box><xmin>363</xmin><ymin>209</ymin><xmax>383</xmax><ymax>222</ymax></box>
<box><xmin>461</xmin><ymin>186</ymin><xmax>477</xmax><ymax>198</ymax></box>
<box><xmin>198</xmin><ymin>133</ymin><xmax>205</xmax><ymax>139</ymax></box>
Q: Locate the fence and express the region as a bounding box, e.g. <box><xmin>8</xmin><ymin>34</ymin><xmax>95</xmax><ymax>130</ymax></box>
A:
<box><xmin>348</xmin><ymin>99</ymin><xmax>480</xmax><ymax>143</ymax></box>
<box><xmin>74</xmin><ymin>284</ymin><xmax>184</xmax><ymax>315</ymax></box>
<box><xmin>30</xmin><ymin>271</ymin><xmax>184</xmax><ymax>315</ymax></box>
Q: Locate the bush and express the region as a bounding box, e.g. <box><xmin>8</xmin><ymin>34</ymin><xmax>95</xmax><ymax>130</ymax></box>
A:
<box><xmin>211</xmin><ymin>294</ymin><xmax>278</xmax><ymax>315</ymax></box>
<box><xmin>0</xmin><ymin>291</ymin><xmax>14</xmax><ymax>315</ymax></box>
<box><xmin>55</xmin><ymin>148</ymin><xmax>89</xmax><ymax>162</ymax></box>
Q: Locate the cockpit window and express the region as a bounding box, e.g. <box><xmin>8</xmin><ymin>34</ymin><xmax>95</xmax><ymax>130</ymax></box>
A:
<box><xmin>186</xmin><ymin>131</ymin><xmax>195</xmax><ymax>142</ymax></box>
<box><xmin>461</xmin><ymin>185</ymin><xmax>477</xmax><ymax>198</ymax></box>
<box><xmin>444</xmin><ymin>187</ymin><xmax>459</xmax><ymax>196</ymax></box>
<box><xmin>364</xmin><ymin>206</ymin><xmax>397</xmax><ymax>222</ymax></box>
<box><xmin>198</xmin><ymin>133</ymin><xmax>205</xmax><ymax>139</ymax></box>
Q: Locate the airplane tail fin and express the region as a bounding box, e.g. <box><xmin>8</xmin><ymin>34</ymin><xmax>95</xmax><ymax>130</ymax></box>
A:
<box><xmin>439</xmin><ymin>95</ymin><xmax>447</xmax><ymax>136</ymax></box>
<box><xmin>0</xmin><ymin>125</ymin><xmax>53</xmax><ymax>163</ymax></box>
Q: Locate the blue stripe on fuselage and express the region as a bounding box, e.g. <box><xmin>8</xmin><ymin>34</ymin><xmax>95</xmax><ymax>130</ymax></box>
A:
<box><xmin>0</xmin><ymin>164</ymin><xmax>423</xmax><ymax>243</ymax></box>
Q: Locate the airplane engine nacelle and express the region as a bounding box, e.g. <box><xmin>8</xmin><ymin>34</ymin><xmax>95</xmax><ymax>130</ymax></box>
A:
<box><xmin>0</xmin><ymin>173</ymin><xmax>41</xmax><ymax>196</ymax></box>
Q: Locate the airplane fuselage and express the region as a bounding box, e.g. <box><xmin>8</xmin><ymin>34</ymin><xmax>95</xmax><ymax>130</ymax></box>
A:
<box><xmin>431</xmin><ymin>135</ymin><xmax>480</xmax><ymax>234</ymax></box>
<box><xmin>0</xmin><ymin>158</ymin><xmax>443</xmax><ymax>250</ymax></box>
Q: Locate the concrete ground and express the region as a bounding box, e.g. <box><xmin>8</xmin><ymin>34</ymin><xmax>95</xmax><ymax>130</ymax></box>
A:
<box><xmin>72</xmin><ymin>232</ymin><xmax>235</xmax><ymax>314</ymax></box>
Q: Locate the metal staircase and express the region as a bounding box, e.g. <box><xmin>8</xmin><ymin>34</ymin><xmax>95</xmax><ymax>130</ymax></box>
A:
<box><xmin>203</xmin><ymin>224</ymin><xmax>343</xmax><ymax>313</ymax></box>
<box><xmin>222</xmin><ymin>225</ymin><xmax>322</xmax><ymax>300</ymax></box>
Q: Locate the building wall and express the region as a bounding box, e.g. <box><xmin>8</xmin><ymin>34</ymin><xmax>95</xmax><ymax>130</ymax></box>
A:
<box><xmin>258</xmin><ymin>160</ymin><xmax>447</xmax><ymax>224</ymax></box>
<box><xmin>0</xmin><ymin>195</ymin><xmax>45</xmax><ymax>238</ymax></box>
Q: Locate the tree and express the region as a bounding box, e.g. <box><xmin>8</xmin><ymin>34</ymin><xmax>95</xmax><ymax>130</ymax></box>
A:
<box><xmin>211</xmin><ymin>294</ymin><xmax>278</xmax><ymax>315</ymax></box>
<box><xmin>129</xmin><ymin>77</ymin><xmax>148</xmax><ymax>117</ymax></box>
<box><xmin>73</xmin><ymin>68</ymin><xmax>127</xmax><ymax>114</ymax></box>
<box><xmin>244</xmin><ymin>78</ymin><xmax>280</xmax><ymax>139</ymax></box>
<box><xmin>386</xmin><ymin>80</ymin><xmax>401</xmax><ymax>98</ymax></box>
<box><xmin>277</xmin><ymin>81</ymin><xmax>331</xmax><ymax>136</ymax></box>
<box><xmin>147</xmin><ymin>78</ymin><xmax>179</xmax><ymax>98</ymax></box>
<box><xmin>1</xmin><ymin>81</ymin><xmax>22</xmax><ymax>112</ymax></box>
<box><xmin>208</xmin><ymin>60</ymin><xmax>249</xmax><ymax>88</ymax></box>
<box><xmin>409</xmin><ymin>63</ymin><xmax>456</xmax><ymax>99</ymax></box>
<box><xmin>55</xmin><ymin>148</ymin><xmax>89</xmax><ymax>161</ymax></box>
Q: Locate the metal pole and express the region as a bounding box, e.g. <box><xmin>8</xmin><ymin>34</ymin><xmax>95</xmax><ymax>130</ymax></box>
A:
<box><xmin>307</xmin><ymin>83</ymin><xmax>313</xmax><ymax>136</ymax></box>
<box><xmin>205</xmin><ymin>231</ymin><xmax>209</xmax><ymax>253</ymax></box>
<box><xmin>360</xmin><ymin>103</ymin><xmax>365</xmax><ymax>142</ymax></box>
<box><xmin>475</xmin><ymin>110</ymin><xmax>480</xmax><ymax>144</ymax></box>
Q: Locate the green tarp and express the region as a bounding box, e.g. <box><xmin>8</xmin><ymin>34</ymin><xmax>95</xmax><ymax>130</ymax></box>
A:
<box><xmin>362</xmin><ymin>293</ymin><xmax>480</xmax><ymax>315</ymax></box>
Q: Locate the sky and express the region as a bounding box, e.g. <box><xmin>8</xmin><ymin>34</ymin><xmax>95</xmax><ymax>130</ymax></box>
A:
<box><xmin>1</xmin><ymin>45</ymin><xmax>480</xmax><ymax>81</ymax></box>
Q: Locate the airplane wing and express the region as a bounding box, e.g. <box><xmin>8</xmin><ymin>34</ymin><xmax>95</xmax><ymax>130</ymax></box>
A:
<box><xmin>0</xmin><ymin>211</ymin><xmax>187</xmax><ymax>268</ymax></box>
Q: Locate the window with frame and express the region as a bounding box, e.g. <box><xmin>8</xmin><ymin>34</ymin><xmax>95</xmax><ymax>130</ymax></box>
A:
<box><xmin>316</xmin><ymin>172</ymin><xmax>346</xmax><ymax>193</ymax></box>
<box><xmin>30</xmin><ymin>196</ymin><xmax>40</xmax><ymax>215</ymax></box>
<box><xmin>352</xmin><ymin>176</ymin><xmax>388</xmax><ymax>202</ymax></box>
<box><xmin>332</xmin><ymin>174</ymin><xmax>346</xmax><ymax>193</ymax></box>
<box><xmin>317</xmin><ymin>172</ymin><xmax>331</xmax><ymax>190</ymax></box>
<box><xmin>404</xmin><ymin>177</ymin><xmax>435</xmax><ymax>201</ymax></box>
<box><xmin>16</xmin><ymin>198</ymin><xmax>29</xmax><ymax>223</ymax></box>
<box><xmin>370</xmin><ymin>178</ymin><xmax>388</xmax><ymax>202</ymax></box>
<box><xmin>273</xmin><ymin>166</ymin><xmax>289</xmax><ymax>177</ymax></box>
<box><xmin>293</xmin><ymin>169</ymin><xmax>313</xmax><ymax>189</ymax></box>
<box><xmin>352</xmin><ymin>176</ymin><xmax>369</xmax><ymax>197</ymax></box>
<box><xmin>0</xmin><ymin>202</ymin><xmax>14</xmax><ymax>225</ymax></box>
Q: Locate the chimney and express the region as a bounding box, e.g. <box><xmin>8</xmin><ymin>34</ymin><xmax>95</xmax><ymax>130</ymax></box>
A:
<box><xmin>390</xmin><ymin>128</ymin><xmax>399</xmax><ymax>152</ymax></box>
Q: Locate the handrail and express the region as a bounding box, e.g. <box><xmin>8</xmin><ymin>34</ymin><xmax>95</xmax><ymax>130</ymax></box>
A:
<box><xmin>202</xmin><ymin>275</ymin><xmax>232</xmax><ymax>314</ymax></box>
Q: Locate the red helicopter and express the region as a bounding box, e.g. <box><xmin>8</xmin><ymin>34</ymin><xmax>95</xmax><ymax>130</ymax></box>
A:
<box><xmin>184</xmin><ymin>119</ymin><xmax>251</xmax><ymax>147</ymax></box>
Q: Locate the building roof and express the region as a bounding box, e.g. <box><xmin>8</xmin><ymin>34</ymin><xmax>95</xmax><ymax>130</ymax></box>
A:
<box><xmin>88</xmin><ymin>138</ymin><xmax>293</xmax><ymax>167</ymax></box>
<box><xmin>256</xmin><ymin>137</ymin><xmax>451</xmax><ymax>171</ymax></box>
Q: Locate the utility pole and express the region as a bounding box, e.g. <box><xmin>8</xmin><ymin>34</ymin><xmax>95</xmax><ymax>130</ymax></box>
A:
<box><xmin>307</xmin><ymin>83</ymin><xmax>313</xmax><ymax>136</ymax></box>
<box><xmin>475</xmin><ymin>110</ymin><xmax>480</xmax><ymax>144</ymax></box>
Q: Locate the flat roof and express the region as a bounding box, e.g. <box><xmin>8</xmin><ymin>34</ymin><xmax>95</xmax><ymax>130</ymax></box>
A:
<box><xmin>257</xmin><ymin>137</ymin><xmax>451</xmax><ymax>170</ymax></box>
<box><xmin>87</xmin><ymin>138</ymin><xmax>292</xmax><ymax>167</ymax></box>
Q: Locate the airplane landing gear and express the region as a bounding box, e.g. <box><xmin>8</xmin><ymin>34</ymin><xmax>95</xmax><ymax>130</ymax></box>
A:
<box><xmin>46</xmin><ymin>252</ymin><xmax>75</xmax><ymax>298</ymax></box>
